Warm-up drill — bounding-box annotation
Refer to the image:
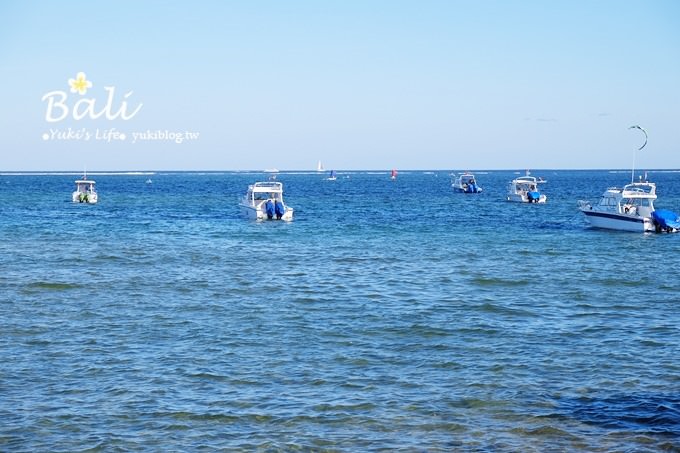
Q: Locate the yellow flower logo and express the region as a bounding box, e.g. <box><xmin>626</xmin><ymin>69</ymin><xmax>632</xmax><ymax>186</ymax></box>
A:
<box><xmin>68</xmin><ymin>72</ymin><xmax>92</xmax><ymax>95</ymax></box>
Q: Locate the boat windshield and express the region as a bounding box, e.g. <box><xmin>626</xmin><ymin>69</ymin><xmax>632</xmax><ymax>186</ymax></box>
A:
<box><xmin>596</xmin><ymin>196</ymin><xmax>617</xmax><ymax>207</ymax></box>
<box><xmin>76</xmin><ymin>182</ymin><xmax>94</xmax><ymax>192</ymax></box>
<box><xmin>516</xmin><ymin>182</ymin><xmax>536</xmax><ymax>191</ymax></box>
<box><xmin>622</xmin><ymin>197</ymin><xmax>653</xmax><ymax>207</ymax></box>
<box><xmin>252</xmin><ymin>191</ymin><xmax>281</xmax><ymax>201</ymax></box>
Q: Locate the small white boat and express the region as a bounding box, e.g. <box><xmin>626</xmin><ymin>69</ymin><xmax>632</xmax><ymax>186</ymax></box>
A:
<box><xmin>327</xmin><ymin>170</ymin><xmax>337</xmax><ymax>181</ymax></box>
<box><xmin>390</xmin><ymin>169</ymin><xmax>398</xmax><ymax>180</ymax></box>
<box><xmin>317</xmin><ymin>160</ymin><xmax>324</xmax><ymax>172</ymax></box>
<box><xmin>451</xmin><ymin>172</ymin><xmax>482</xmax><ymax>193</ymax></box>
<box><xmin>507</xmin><ymin>175</ymin><xmax>546</xmax><ymax>203</ymax></box>
<box><xmin>578</xmin><ymin>181</ymin><xmax>679</xmax><ymax>233</ymax></box>
<box><xmin>72</xmin><ymin>175</ymin><xmax>98</xmax><ymax>204</ymax></box>
<box><xmin>238</xmin><ymin>181</ymin><xmax>294</xmax><ymax>221</ymax></box>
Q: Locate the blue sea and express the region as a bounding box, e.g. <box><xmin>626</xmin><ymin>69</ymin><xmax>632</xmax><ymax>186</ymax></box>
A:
<box><xmin>1</xmin><ymin>170</ymin><xmax>679</xmax><ymax>452</ymax></box>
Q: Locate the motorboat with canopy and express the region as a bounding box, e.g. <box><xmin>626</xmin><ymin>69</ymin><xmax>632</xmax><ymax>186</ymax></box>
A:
<box><xmin>238</xmin><ymin>181</ymin><xmax>294</xmax><ymax>221</ymax></box>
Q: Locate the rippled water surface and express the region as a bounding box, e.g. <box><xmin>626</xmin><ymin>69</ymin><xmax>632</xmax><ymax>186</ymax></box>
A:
<box><xmin>1</xmin><ymin>170</ymin><xmax>679</xmax><ymax>451</ymax></box>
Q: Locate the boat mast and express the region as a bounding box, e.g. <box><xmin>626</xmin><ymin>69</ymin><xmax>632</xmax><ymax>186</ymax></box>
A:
<box><xmin>628</xmin><ymin>125</ymin><xmax>647</xmax><ymax>183</ymax></box>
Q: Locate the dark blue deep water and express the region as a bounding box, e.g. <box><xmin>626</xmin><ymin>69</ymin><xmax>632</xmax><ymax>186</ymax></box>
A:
<box><xmin>1</xmin><ymin>170</ymin><xmax>679</xmax><ymax>451</ymax></box>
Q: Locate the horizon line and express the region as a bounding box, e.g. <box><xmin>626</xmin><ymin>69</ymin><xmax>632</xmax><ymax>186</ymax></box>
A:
<box><xmin>1</xmin><ymin>168</ymin><xmax>679</xmax><ymax>175</ymax></box>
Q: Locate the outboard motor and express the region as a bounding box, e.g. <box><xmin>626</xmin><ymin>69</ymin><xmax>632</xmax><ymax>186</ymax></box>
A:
<box><xmin>275</xmin><ymin>201</ymin><xmax>285</xmax><ymax>220</ymax></box>
<box><xmin>652</xmin><ymin>209</ymin><xmax>680</xmax><ymax>233</ymax></box>
<box><xmin>527</xmin><ymin>191</ymin><xmax>541</xmax><ymax>203</ymax></box>
<box><xmin>265</xmin><ymin>200</ymin><xmax>275</xmax><ymax>219</ymax></box>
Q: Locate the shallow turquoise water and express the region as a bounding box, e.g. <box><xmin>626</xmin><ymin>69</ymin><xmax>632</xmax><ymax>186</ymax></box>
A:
<box><xmin>1</xmin><ymin>170</ymin><xmax>679</xmax><ymax>451</ymax></box>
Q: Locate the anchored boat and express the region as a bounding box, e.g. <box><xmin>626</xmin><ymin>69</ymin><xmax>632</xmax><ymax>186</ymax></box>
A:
<box><xmin>72</xmin><ymin>174</ymin><xmax>98</xmax><ymax>204</ymax></box>
<box><xmin>579</xmin><ymin>180</ymin><xmax>679</xmax><ymax>233</ymax></box>
<box><xmin>507</xmin><ymin>174</ymin><xmax>546</xmax><ymax>203</ymax></box>
<box><xmin>578</xmin><ymin>126</ymin><xmax>680</xmax><ymax>233</ymax></box>
<box><xmin>238</xmin><ymin>181</ymin><xmax>294</xmax><ymax>221</ymax></box>
<box><xmin>451</xmin><ymin>172</ymin><xmax>482</xmax><ymax>193</ymax></box>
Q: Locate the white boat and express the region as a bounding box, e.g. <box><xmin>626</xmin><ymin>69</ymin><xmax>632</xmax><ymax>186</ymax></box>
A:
<box><xmin>506</xmin><ymin>175</ymin><xmax>546</xmax><ymax>203</ymax></box>
<box><xmin>451</xmin><ymin>172</ymin><xmax>482</xmax><ymax>193</ymax></box>
<box><xmin>238</xmin><ymin>181</ymin><xmax>294</xmax><ymax>221</ymax></box>
<box><xmin>578</xmin><ymin>181</ymin><xmax>679</xmax><ymax>233</ymax></box>
<box><xmin>390</xmin><ymin>169</ymin><xmax>398</xmax><ymax>180</ymax></box>
<box><xmin>327</xmin><ymin>170</ymin><xmax>337</xmax><ymax>181</ymax></box>
<box><xmin>317</xmin><ymin>161</ymin><xmax>324</xmax><ymax>172</ymax></box>
<box><xmin>578</xmin><ymin>126</ymin><xmax>680</xmax><ymax>233</ymax></box>
<box><xmin>72</xmin><ymin>175</ymin><xmax>98</xmax><ymax>204</ymax></box>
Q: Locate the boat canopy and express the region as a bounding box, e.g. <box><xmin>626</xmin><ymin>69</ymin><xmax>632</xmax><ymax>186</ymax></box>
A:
<box><xmin>622</xmin><ymin>182</ymin><xmax>656</xmax><ymax>198</ymax></box>
<box><xmin>246</xmin><ymin>181</ymin><xmax>286</xmax><ymax>202</ymax></box>
<box><xmin>248</xmin><ymin>181</ymin><xmax>283</xmax><ymax>193</ymax></box>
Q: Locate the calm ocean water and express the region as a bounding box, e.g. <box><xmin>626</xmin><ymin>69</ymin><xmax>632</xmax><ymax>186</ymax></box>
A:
<box><xmin>1</xmin><ymin>170</ymin><xmax>679</xmax><ymax>451</ymax></box>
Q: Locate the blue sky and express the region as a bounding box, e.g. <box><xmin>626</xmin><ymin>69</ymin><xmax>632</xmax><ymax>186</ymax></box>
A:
<box><xmin>0</xmin><ymin>0</ymin><xmax>678</xmax><ymax>170</ymax></box>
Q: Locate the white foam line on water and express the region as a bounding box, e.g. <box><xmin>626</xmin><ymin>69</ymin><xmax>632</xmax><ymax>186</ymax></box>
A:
<box><xmin>0</xmin><ymin>172</ymin><xmax>156</xmax><ymax>176</ymax></box>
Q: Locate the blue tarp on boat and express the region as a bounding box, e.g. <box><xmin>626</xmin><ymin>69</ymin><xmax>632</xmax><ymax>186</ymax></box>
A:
<box><xmin>652</xmin><ymin>210</ymin><xmax>680</xmax><ymax>231</ymax></box>
<box><xmin>265</xmin><ymin>200</ymin><xmax>275</xmax><ymax>219</ymax></box>
<box><xmin>527</xmin><ymin>191</ymin><xmax>541</xmax><ymax>202</ymax></box>
<box><xmin>275</xmin><ymin>201</ymin><xmax>285</xmax><ymax>218</ymax></box>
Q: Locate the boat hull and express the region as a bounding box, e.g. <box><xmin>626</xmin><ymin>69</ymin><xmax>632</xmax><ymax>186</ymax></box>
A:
<box><xmin>239</xmin><ymin>203</ymin><xmax>293</xmax><ymax>221</ymax></box>
<box><xmin>507</xmin><ymin>194</ymin><xmax>546</xmax><ymax>203</ymax></box>
<box><xmin>453</xmin><ymin>186</ymin><xmax>483</xmax><ymax>193</ymax></box>
<box><xmin>581</xmin><ymin>210</ymin><xmax>654</xmax><ymax>232</ymax></box>
<box><xmin>72</xmin><ymin>191</ymin><xmax>98</xmax><ymax>204</ymax></box>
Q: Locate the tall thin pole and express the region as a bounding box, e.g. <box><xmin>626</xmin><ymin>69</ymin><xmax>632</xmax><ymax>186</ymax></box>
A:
<box><xmin>628</xmin><ymin>125</ymin><xmax>647</xmax><ymax>183</ymax></box>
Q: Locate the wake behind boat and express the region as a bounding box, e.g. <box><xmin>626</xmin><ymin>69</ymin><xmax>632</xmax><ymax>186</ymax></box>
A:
<box><xmin>239</xmin><ymin>181</ymin><xmax>293</xmax><ymax>221</ymax></box>
<box><xmin>451</xmin><ymin>172</ymin><xmax>482</xmax><ymax>193</ymax></box>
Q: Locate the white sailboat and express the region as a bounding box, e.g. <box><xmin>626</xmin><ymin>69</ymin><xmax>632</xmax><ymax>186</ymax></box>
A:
<box><xmin>317</xmin><ymin>161</ymin><xmax>324</xmax><ymax>172</ymax></box>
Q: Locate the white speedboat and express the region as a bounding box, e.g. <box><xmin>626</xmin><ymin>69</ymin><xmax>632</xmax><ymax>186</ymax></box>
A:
<box><xmin>578</xmin><ymin>181</ymin><xmax>679</xmax><ymax>233</ymax></box>
<box><xmin>578</xmin><ymin>127</ymin><xmax>680</xmax><ymax>233</ymax></box>
<box><xmin>506</xmin><ymin>175</ymin><xmax>546</xmax><ymax>203</ymax></box>
<box><xmin>238</xmin><ymin>181</ymin><xmax>294</xmax><ymax>221</ymax></box>
<box><xmin>72</xmin><ymin>176</ymin><xmax>98</xmax><ymax>204</ymax></box>
<box><xmin>452</xmin><ymin>172</ymin><xmax>482</xmax><ymax>193</ymax></box>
